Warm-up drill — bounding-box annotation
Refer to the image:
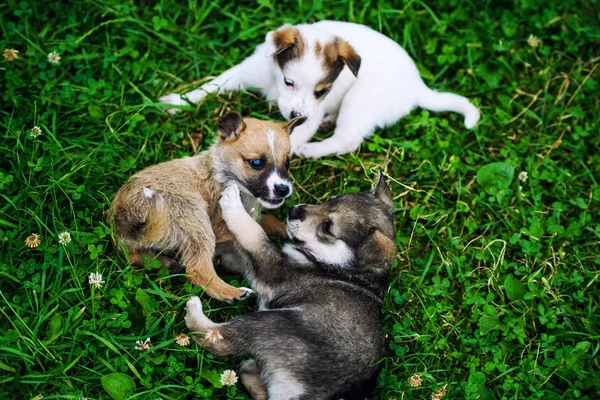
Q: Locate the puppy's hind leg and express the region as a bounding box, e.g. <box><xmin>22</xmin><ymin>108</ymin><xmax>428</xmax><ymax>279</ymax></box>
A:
<box><xmin>178</xmin><ymin>202</ymin><xmax>253</xmax><ymax>302</ymax></box>
<box><xmin>239</xmin><ymin>359</ymin><xmax>267</xmax><ymax>400</ymax></box>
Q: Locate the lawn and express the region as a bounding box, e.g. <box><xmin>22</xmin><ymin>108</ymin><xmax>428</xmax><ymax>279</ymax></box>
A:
<box><xmin>1</xmin><ymin>0</ymin><xmax>599</xmax><ymax>399</ymax></box>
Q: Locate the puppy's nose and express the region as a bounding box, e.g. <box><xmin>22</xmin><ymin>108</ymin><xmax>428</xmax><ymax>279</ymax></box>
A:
<box><xmin>274</xmin><ymin>184</ymin><xmax>290</xmax><ymax>197</ymax></box>
<box><xmin>288</xmin><ymin>205</ymin><xmax>305</xmax><ymax>221</ymax></box>
<box><xmin>290</xmin><ymin>110</ymin><xmax>302</xmax><ymax>119</ymax></box>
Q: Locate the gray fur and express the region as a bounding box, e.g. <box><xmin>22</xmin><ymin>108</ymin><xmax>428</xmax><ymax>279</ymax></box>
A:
<box><xmin>186</xmin><ymin>173</ymin><xmax>396</xmax><ymax>399</ymax></box>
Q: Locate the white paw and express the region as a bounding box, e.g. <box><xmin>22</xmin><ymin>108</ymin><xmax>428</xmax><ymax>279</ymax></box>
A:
<box><xmin>158</xmin><ymin>93</ymin><xmax>186</xmax><ymax>114</ymax></box>
<box><xmin>219</xmin><ymin>182</ymin><xmax>245</xmax><ymax>218</ymax></box>
<box><xmin>240</xmin><ymin>287</ymin><xmax>254</xmax><ymax>299</ymax></box>
<box><xmin>185</xmin><ymin>296</ymin><xmax>203</xmax><ymax>322</ymax></box>
<box><xmin>294</xmin><ymin>143</ymin><xmax>327</xmax><ymax>158</ymax></box>
<box><xmin>464</xmin><ymin>107</ymin><xmax>481</xmax><ymax>129</ymax></box>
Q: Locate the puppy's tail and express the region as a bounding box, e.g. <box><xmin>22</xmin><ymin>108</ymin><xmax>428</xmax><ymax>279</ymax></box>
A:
<box><xmin>113</xmin><ymin>187</ymin><xmax>169</xmax><ymax>244</ymax></box>
<box><xmin>417</xmin><ymin>87</ymin><xmax>480</xmax><ymax>129</ymax></box>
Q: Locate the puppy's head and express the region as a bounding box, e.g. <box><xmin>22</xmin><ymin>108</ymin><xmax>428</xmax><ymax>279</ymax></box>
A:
<box><xmin>287</xmin><ymin>172</ymin><xmax>396</xmax><ymax>271</ymax></box>
<box><xmin>214</xmin><ymin>112</ymin><xmax>305</xmax><ymax>209</ymax></box>
<box><xmin>266</xmin><ymin>24</ymin><xmax>361</xmax><ymax>121</ymax></box>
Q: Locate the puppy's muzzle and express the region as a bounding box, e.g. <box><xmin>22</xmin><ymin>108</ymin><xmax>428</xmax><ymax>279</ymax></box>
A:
<box><xmin>274</xmin><ymin>183</ymin><xmax>290</xmax><ymax>197</ymax></box>
<box><xmin>288</xmin><ymin>205</ymin><xmax>306</xmax><ymax>221</ymax></box>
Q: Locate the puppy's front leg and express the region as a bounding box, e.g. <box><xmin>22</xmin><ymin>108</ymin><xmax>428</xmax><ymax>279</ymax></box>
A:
<box><xmin>220</xmin><ymin>183</ymin><xmax>273</xmax><ymax>253</ymax></box>
<box><xmin>289</xmin><ymin>110</ymin><xmax>325</xmax><ymax>154</ymax></box>
<box><xmin>159</xmin><ymin>49</ymin><xmax>270</xmax><ymax>114</ymax></box>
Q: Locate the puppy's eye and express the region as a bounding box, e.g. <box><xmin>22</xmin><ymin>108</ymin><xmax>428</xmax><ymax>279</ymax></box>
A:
<box><xmin>284</xmin><ymin>77</ymin><xmax>295</xmax><ymax>87</ymax></box>
<box><xmin>321</xmin><ymin>219</ymin><xmax>332</xmax><ymax>235</ymax></box>
<box><xmin>314</xmin><ymin>88</ymin><xmax>329</xmax><ymax>99</ymax></box>
<box><xmin>248</xmin><ymin>159</ymin><xmax>265</xmax><ymax>170</ymax></box>
<box><xmin>285</xmin><ymin>158</ymin><xmax>290</xmax><ymax>170</ymax></box>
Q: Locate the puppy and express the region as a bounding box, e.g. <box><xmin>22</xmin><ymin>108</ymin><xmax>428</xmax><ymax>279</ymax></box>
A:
<box><xmin>160</xmin><ymin>21</ymin><xmax>480</xmax><ymax>158</ymax></box>
<box><xmin>110</xmin><ymin>112</ymin><xmax>304</xmax><ymax>301</ymax></box>
<box><xmin>185</xmin><ymin>172</ymin><xmax>396</xmax><ymax>399</ymax></box>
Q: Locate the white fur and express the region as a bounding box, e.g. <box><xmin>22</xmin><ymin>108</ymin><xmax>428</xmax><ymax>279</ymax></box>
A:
<box><xmin>265</xmin><ymin>172</ymin><xmax>293</xmax><ymax>204</ymax></box>
<box><xmin>267</xmin><ymin>129</ymin><xmax>277</xmax><ymax>159</ymax></box>
<box><xmin>220</xmin><ymin>183</ymin><xmax>270</xmax><ymax>250</ymax></box>
<box><xmin>286</xmin><ymin>220</ymin><xmax>354</xmax><ymax>267</ymax></box>
<box><xmin>282</xmin><ymin>243</ymin><xmax>311</xmax><ymax>265</ymax></box>
<box><xmin>265</xmin><ymin>370</ymin><xmax>305</xmax><ymax>400</ymax></box>
<box><xmin>159</xmin><ymin>21</ymin><xmax>480</xmax><ymax>157</ymax></box>
<box><xmin>184</xmin><ymin>296</ymin><xmax>217</xmax><ymax>331</ymax></box>
<box><xmin>142</xmin><ymin>187</ymin><xmax>153</xmax><ymax>199</ymax></box>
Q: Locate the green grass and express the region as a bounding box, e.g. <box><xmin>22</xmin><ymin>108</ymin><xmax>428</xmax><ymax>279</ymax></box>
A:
<box><xmin>1</xmin><ymin>0</ymin><xmax>599</xmax><ymax>399</ymax></box>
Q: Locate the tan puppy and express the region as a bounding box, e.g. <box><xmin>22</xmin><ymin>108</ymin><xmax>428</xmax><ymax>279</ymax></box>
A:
<box><xmin>110</xmin><ymin>112</ymin><xmax>304</xmax><ymax>301</ymax></box>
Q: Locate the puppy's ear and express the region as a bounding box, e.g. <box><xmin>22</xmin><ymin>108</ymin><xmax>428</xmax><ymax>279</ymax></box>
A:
<box><xmin>217</xmin><ymin>112</ymin><xmax>246</xmax><ymax>141</ymax></box>
<box><xmin>372</xmin><ymin>171</ymin><xmax>393</xmax><ymax>209</ymax></box>
<box><xmin>283</xmin><ymin>115</ymin><xmax>307</xmax><ymax>134</ymax></box>
<box><xmin>357</xmin><ymin>228</ymin><xmax>396</xmax><ymax>269</ymax></box>
<box><xmin>337</xmin><ymin>40</ymin><xmax>361</xmax><ymax>77</ymax></box>
<box><xmin>266</xmin><ymin>24</ymin><xmax>305</xmax><ymax>67</ymax></box>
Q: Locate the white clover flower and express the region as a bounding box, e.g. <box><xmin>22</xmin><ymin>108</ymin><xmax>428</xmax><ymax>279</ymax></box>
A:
<box><xmin>175</xmin><ymin>333</ymin><xmax>190</xmax><ymax>347</ymax></box>
<box><xmin>31</xmin><ymin>126</ymin><xmax>42</xmax><ymax>138</ymax></box>
<box><xmin>527</xmin><ymin>34</ymin><xmax>542</xmax><ymax>48</ymax></box>
<box><xmin>48</xmin><ymin>51</ymin><xmax>61</xmax><ymax>64</ymax></box>
<box><xmin>220</xmin><ymin>369</ymin><xmax>238</xmax><ymax>386</ymax></box>
<box><xmin>408</xmin><ymin>374</ymin><xmax>423</xmax><ymax>387</ymax></box>
<box><xmin>135</xmin><ymin>337</ymin><xmax>152</xmax><ymax>351</ymax></box>
<box><xmin>58</xmin><ymin>231</ymin><xmax>71</xmax><ymax>245</ymax></box>
<box><xmin>518</xmin><ymin>171</ymin><xmax>528</xmax><ymax>182</ymax></box>
<box><xmin>88</xmin><ymin>272</ymin><xmax>105</xmax><ymax>288</ymax></box>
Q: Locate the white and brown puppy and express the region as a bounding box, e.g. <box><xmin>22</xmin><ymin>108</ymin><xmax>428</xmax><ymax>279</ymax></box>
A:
<box><xmin>160</xmin><ymin>21</ymin><xmax>480</xmax><ymax>158</ymax></box>
<box><xmin>185</xmin><ymin>173</ymin><xmax>396</xmax><ymax>399</ymax></box>
<box><xmin>110</xmin><ymin>112</ymin><xmax>304</xmax><ymax>301</ymax></box>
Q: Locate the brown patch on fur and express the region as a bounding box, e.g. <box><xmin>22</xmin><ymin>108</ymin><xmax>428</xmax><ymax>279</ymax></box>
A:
<box><xmin>110</xmin><ymin>114</ymin><xmax>292</xmax><ymax>301</ymax></box>
<box><xmin>259</xmin><ymin>214</ymin><xmax>287</xmax><ymax>238</ymax></box>
<box><xmin>314</xmin><ymin>38</ymin><xmax>362</xmax><ymax>98</ymax></box>
<box><xmin>271</xmin><ymin>25</ymin><xmax>305</xmax><ymax>68</ymax></box>
<box><xmin>314</xmin><ymin>40</ymin><xmax>322</xmax><ymax>56</ymax></box>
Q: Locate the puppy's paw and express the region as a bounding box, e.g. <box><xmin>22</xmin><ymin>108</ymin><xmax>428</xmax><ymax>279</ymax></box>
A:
<box><xmin>158</xmin><ymin>93</ymin><xmax>186</xmax><ymax>115</ymax></box>
<box><xmin>464</xmin><ymin>107</ymin><xmax>481</xmax><ymax>129</ymax></box>
<box><xmin>222</xmin><ymin>287</ymin><xmax>255</xmax><ymax>305</ymax></box>
<box><xmin>219</xmin><ymin>182</ymin><xmax>245</xmax><ymax>218</ymax></box>
<box><xmin>185</xmin><ymin>296</ymin><xmax>203</xmax><ymax>323</ymax></box>
<box><xmin>239</xmin><ymin>287</ymin><xmax>255</xmax><ymax>299</ymax></box>
<box><xmin>293</xmin><ymin>143</ymin><xmax>325</xmax><ymax>158</ymax></box>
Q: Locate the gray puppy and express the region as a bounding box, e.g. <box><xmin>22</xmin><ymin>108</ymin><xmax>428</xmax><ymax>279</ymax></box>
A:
<box><xmin>185</xmin><ymin>172</ymin><xmax>396</xmax><ymax>399</ymax></box>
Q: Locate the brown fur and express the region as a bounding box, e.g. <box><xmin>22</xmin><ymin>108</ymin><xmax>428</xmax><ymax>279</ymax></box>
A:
<box><xmin>314</xmin><ymin>38</ymin><xmax>362</xmax><ymax>97</ymax></box>
<box><xmin>272</xmin><ymin>24</ymin><xmax>305</xmax><ymax>68</ymax></box>
<box><xmin>110</xmin><ymin>113</ymin><xmax>294</xmax><ymax>301</ymax></box>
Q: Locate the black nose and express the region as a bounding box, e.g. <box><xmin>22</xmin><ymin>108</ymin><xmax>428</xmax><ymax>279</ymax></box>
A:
<box><xmin>288</xmin><ymin>205</ymin><xmax>305</xmax><ymax>221</ymax></box>
<box><xmin>274</xmin><ymin>184</ymin><xmax>290</xmax><ymax>197</ymax></box>
<box><xmin>290</xmin><ymin>110</ymin><xmax>302</xmax><ymax>119</ymax></box>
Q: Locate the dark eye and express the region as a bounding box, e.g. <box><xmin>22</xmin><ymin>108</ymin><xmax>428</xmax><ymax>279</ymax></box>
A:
<box><xmin>284</xmin><ymin>77</ymin><xmax>295</xmax><ymax>87</ymax></box>
<box><xmin>321</xmin><ymin>219</ymin><xmax>332</xmax><ymax>235</ymax></box>
<box><xmin>314</xmin><ymin>88</ymin><xmax>329</xmax><ymax>99</ymax></box>
<box><xmin>248</xmin><ymin>159</ymin><xmax>265</xmax><ymax>170</ymax></box>
<box><xmin>285</xmin><ymin>158</ymin><xmax>290</xmax><ymax>170</ymax></box>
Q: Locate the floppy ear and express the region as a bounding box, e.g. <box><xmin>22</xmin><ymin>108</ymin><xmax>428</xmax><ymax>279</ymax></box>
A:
<box><xmin>372</xmin><ymin>171</ymin><xmax>393</xmax><ymax>209</ymax></box>
<box><xmin>217</xmin><ymin>111</ymin><xmax>246</xmax><ymax>141</ymax></box>
<box><xmin>266</xmin><ymin>24</ymin><xmax>305</xmax><ymax>67</ymax></box>
<box><xmin>337</xmin><ymin>40</ymin><xmax>361</xmax><ymax>77</ymax></box>
<box><xmin>357</xmin><ymin>228</ymin><xmax>396</xmax><ymax>269</ymax></box>
<box><xmin>283</xmin><ymin>116</ymin><xmax>307</xmax><ymax>134</ymax></box>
